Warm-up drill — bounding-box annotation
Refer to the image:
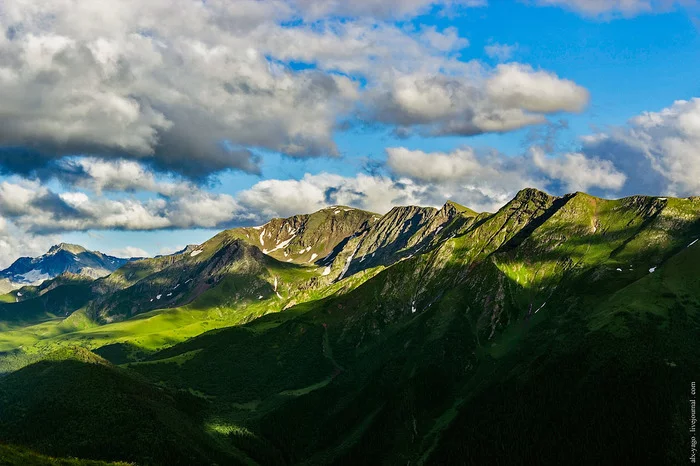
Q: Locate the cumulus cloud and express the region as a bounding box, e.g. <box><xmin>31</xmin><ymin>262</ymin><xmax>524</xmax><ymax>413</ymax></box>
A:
<box><xmin>531</xmin><ymin>147</ymin><xmax>627</xmax><ymax>191</ymax></box>
<box><xmin>367</xmin><ymin>64</ymin><xmax>588</xmax><ymax>137</ymax></box>
<box><xmin>581</xmin><ymin>98</ymin><xmax>700</xmax><ymax>196</ymax></box>
<box><xmin>0</xmin><ymin>177</ymin><xmax>241</xmax><ymax>235</ymax></box>
<box><xmin>0</xmin><ymin>0</ymin><xmax>359</xmax><ymax>178</ymax></box>
<box><xmin>235</xmin><ymin>173</ymin><xmax>426</xmax><ymax>218</ymax></box>
<box><xmin>531</xmin><ymin>0</ymin><xmax>696</xmax><ymax>18</ymax></box>
<box><xmin>0</xmin><ymin>0</ymin><xmax>588</xmax><ymax>179</ymax></box>
<box><xmin>235</xmin><ymin>144</ymin><xmax>629</xmax><ymax>221</ymax></box>
<box><xmin>486</xmin><ymin>64</ymin><xmax>589</xmax><ymax>114</ymax></box>
<box><xmin>0</xmin><ymin>217</ymin><xmax>60</xmax><ymax>269</ymax></box>
<box><xmin>386</xmin><ymin>147</ymin><xmax>536</xmax><ymax>189</ymax></box>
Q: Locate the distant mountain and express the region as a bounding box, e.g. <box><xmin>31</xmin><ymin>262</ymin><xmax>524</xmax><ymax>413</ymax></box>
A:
<box><xmin>0</xmin><ymin>243</ymin><xmax>132</xmax><ymax>287</ymax></box>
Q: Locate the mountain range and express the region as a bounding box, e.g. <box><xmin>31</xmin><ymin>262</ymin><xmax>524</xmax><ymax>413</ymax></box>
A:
<box><xmin>0</xmin><ymin>243</ymin><xmax>132</xmax><ymax>289</ymax></box>
<box><xmin>0</xmin><ymin>188</ymin><xmax>697</xmax><ymax>465</ymax></box>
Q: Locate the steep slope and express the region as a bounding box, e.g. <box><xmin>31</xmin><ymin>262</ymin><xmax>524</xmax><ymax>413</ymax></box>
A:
<box><xmin>0</xmin><ymin>347</ymin><xmax>248</xmax><ymax>465</ymax></box>
<box><xmin>87</xmin><ymin>234</ymin><xmax>277</xmax><ymax>322</ymax></box>
<box><xmin>0</xmin><ymin>278</ymin><xmax>17</xmax><ymax>294</ymax></box>
<box><xmin>319</xmin><ymin>200</ymin><xmax>479</xmax><ymax>280</ymax></box>
<box><xmin>0</xmin><ymin>244</ymin><xmax>132</xmax><ymax>287</ymax></box>
<box><xmin>84</xmin><ymin>209</ymin><xmax>378</xmax><ymax>324</ymax></box>
<box><xmin>0</xmin><ymin>274</ymin><xmax>94</xmax><ymax>323</ymax></box>
<box><xmin>233</xmin><ymin>206</ymin><xmax>378</xmax><ymax>265</ymax></box>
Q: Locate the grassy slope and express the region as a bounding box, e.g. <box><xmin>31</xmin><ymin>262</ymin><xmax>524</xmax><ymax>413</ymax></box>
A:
<box><xmin>0</xmin><ymin>444</ymin><xmax>131</xmax><ymax>465</ymax></box>
<box><xmin>0</xmin><ymin>347</ymin><xmax>251</xmax><ymax>465</ymax></box>
<box><xmin>1</xmin><ymin>190</ymin><xmax>699</xmax><ymax>465</ymax></box>
<box><xmin>0</xmin><ymin>250</ymin><xmax>383</xmax><ymax>373</ymax></box>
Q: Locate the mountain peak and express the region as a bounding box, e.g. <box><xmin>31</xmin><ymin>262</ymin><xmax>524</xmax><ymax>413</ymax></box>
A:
<box><xmin>441</xmin><ymin>200</ymin><xmax>477</xmax><ymax>217</ymax></box>
<box><xmin>513</xmin><ymin>187</ymin><xmax>552</xmax><ymax>201</ymax></box>
<box><xmin>48</xmin><ymin>243</ymin><xmax>87</xmax><ymax>255</ymax></box>
<box><xmin>1</xmin><ymin>243</ymin><xmax>130</xmax><ymax>287</ymax></box>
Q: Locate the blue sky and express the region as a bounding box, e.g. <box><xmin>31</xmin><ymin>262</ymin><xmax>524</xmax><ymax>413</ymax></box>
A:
<box><xmin>0</xmin><ymin>0</ymin><xmax>699</xmax><ymax>265</ymax></box>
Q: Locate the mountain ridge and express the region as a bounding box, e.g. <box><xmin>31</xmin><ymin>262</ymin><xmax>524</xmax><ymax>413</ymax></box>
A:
<box><xmin>0</xmin><ymin>187</ymin><xmax>698</xmax><ymax>465</ymax></box>
<box><xmin>0</xmin><ymin>243</ymin><xmax>134</xmax><ymax>288</ymax></box>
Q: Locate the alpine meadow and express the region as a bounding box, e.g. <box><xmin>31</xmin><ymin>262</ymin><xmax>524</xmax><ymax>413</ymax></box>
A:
<box><xmin>0</xmin><ymin>1</ymin><xmax>699</xmax><ymax>465</ymax></box>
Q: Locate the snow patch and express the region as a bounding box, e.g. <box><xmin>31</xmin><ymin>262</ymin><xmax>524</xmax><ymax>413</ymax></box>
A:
<box><xmin>258</xmin><ymin>295</ymin><xmax>263</xmax><ymax>299</ymax></box>
<box><xmin>616</xmin><ymin>268</ymin><xmax>622</xmax><ymax>272</ymax></box>
<box><xmin>190</xmin><ymin>249</ymin><xmax>203</xmax><ymax>257</ymax></box>
<box><xmin>167</xmin><ymin>292</ymin><xmax>172</xmax><ymax>297</ymax></box>
<box><xmin>338</xmin><ymin>244</ymin><xmax>360</xmax><ymax>280</ymax></box>
<box><xmin>411</xmin><ymin>301</ymin><xmax>416</xmax><ymax>313</ymax></box>
<box><xmin>309</xmin><ymin>253</ymin><xmax>318</xmax><ymax>262</ymax></box>
<box><xmin>535</xmin><ymin>302</ymin><xmax>547</xmax><ymax>314</ymax></box>
<box><xmin>273</xmin><ymin>276</ymin><xmax>278</xmax><ymax>291</ymax></box>
<box><xmin>16</xmin><ymin>292</ymin><xmax>22</xmax><ymax>297</ymax></box>
<box><xmin>649</xmin><ymin>266</ymin><xmax>657</xmax><ymax>273</ymax></box>
<box><xmin>263</xmin><ymin>235</ymin><xmax>296</xmax><ymax>254</ymax></box>
<box><xmin>259</xmin><ymin>231</ymin><xmax>265</xmax><ymax>246</ymax></box>
<box><xmin>276</xmin><ymin>291</ymin><xmax>283</xmax><ymax>299</ymax></box>
<box><xmin>156</xmin><ymin>294</ymin><xmax>162</xmax><ymax>300</ymax></box>
<box><xmin>688</xmin><ymin>239</ymin><xmax>698</xmax><ymax>248</ymax></box>
<box><xmin>322</xmin><ymin>266</ymin><xmax>332</xmax><ymax>276</ymax></box>
<box><xmin>333</xmin><ymin>210</ymin><xmax>340</xmax><ymax>214</ymax></box>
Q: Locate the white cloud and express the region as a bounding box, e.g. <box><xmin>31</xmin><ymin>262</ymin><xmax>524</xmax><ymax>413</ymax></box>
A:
<box><xmin>0</xmin><ymin>176</ymin><xmax>241</xmax><ymax>234</ymax></box>
<box><xmin>531</xmin><ymin>147</ymin><xmax>627</xmax><ymax>191</ymax></box>
<box><xmin>236</xmin><ymin>142</ymin><xmax>629</xmax><ymax>220</ymax></box>
<box><xmin>387</xmin><ymin>147</ymin><xmax>530</xmax><ymax>186</ymax></box>
<box><xmin>235</xmin><ymin>169</ymin><xmax>532</xmax><ymax>218</ymax></box>
<box><xmin>235</xmin><ymin>172</ymin><xmax>427</xmax><ymax>218</ymax></box>
<box><xmin>0</xmin><ymin>0</ymin><xmax>587</xmax><ymax>179</ymax></box>
<box><xmin>0</xmin><ymin>220</ymin><xmax>59</xmax><ymax>269</ymax></box>
<box><xmin>367</xmin><ymin>64</ymin><xmax>588</xmax><ymax>137</ymax></box>
<box><xmin>582</xmin><ymin>98</ymin><xmax>700</xmax><ymax>196</ymax></box>
<box><xmin>486</xmin><ymin>64</ymin><xmax>589</xmax><ymax>113</ymax></box>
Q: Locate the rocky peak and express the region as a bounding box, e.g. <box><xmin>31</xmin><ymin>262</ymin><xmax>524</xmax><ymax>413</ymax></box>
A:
<box><xmin>47</xmin><ymin>243</ymin><xmax>88</xmax><ymax>256</ymax></box>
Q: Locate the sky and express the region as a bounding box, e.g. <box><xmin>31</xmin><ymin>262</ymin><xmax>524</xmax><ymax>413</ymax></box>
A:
<box><xmin>0</xmin><ymin>0</ymin><xmax>699</xmax><ymax>266</ymax></box>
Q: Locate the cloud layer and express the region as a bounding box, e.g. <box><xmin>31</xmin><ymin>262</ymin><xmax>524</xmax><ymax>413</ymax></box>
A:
<box><xmin>581</xmin><ymin>98</ymin><xmax>700</xmax><ymax>196</ymax></box>
<box><xmin>0</xmin><ymin>0</ymin><xmax>589</xmax><ymax>179</ymax></box>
